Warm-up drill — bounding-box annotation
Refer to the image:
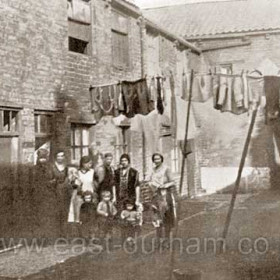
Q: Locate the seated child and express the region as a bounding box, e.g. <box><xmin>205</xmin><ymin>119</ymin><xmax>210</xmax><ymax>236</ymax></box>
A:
<box><xmin>96</xmin><ymin>191</ymin><xmax>117</xmax><ymax>241</ymax></box>
<box><xmin>80</xmin><ymin>191</ymin><xmax>97</xmax><ymax>239</ymax></box>
<box><xmin>120</xmin><ymin>199</ymin><xmax>142</xmax><ymax>244</ymax></box>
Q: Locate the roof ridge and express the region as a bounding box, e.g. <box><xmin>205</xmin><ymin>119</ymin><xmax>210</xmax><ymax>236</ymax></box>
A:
<box><xmin>143</xmin><ymin>0</ymin><xmax>249</xmax><ymax>11</ymax></box>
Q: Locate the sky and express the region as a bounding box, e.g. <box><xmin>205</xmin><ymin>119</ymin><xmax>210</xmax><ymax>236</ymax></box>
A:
<box><xmin>134</xmin><ymin>0</ymin><xmax>233</xmax><ymax>8</ymax></box>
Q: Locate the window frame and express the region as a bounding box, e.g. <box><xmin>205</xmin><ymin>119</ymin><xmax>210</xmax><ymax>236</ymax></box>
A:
<box><xmin>0</xmin><ymin>108</ymin><xmax>20</xmax><ymax>136</ymax></box>
<box><xmin>70</xmin><ymin>124</ymin><xmax>91</xmax><ymax>162</ymax></box>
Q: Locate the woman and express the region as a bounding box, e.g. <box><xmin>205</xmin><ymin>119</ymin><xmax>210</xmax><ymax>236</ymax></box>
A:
<box><xmin>148</xmin><ymin>153</ymin><xmax>177</xmax><ymax>248</ymax></box>
<box><xmin>74</xmin><ymin>156</ymin><xmax>98</xmax><ymax>224</ymax></box>
<box><xmin>50</xmin><ymin>150</ymin><xmax>73</xmax><ymax>237</ymax></box>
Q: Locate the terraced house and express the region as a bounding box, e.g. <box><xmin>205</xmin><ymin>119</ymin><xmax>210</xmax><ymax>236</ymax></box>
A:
<box><xmin>145</xmin><ymin>0</ymin><xmax>280</xmax><ymax>193</ymax></box>
<box><xmin>1</xmin><ymin>0</ymin><xmax>202</xmax><ymax>195</ymax></box>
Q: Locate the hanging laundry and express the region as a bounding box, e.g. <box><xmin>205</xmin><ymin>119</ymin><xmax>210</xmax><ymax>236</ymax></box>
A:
<box><xmin>181</xmin><ymin>71</ymin><xmax>189</xmax><ymax>100</ymax></box>
<box><xmin>247</xmin><ymin>75</ymin><xmax>264</xmax><ymax>109</ymax></box>
<box><xmin>169</xmin><ymin>73</ymin><xmax>177</xmax><ymax>137</ymax></box>
<box><xmin>214</xmin><ymin>75</ymin><xmax>247</xmax><ymax>115</ymax></box>
<box><xmin>191</xmin><ymin>74</ymin><xmax>213</xmax><ymax>103</ymax></box>
<box><xmin>122</xmin><ymin>78</ymin><xmax>151</xmax><ymax>118</ymax></box>
<box><xmin>242</xmin><ymin>72</ymin><xmax>249</xmax><ymax>110</ymax></box>
<box><xmin>264</xmin><ymin>76</ymin><xmax>280</xmax><ymax>122</ymax></box>
<box><xmin>91</xmin><ymin>85</ymin><xmax>116</xmax><ymax>122</ymax></box>
<box><xmin>175</xmin><ymin>96</ymin><xmax>196</xmax><ymax>141</ymax></box>
<box><xmin>233</xmin><ymin>76</ymin><xmax>244</xmax><ymax>108</ymax></box>
<box><xmin>130</xmin><ymin>110</ymin><xmax>160</xmax><ymax>153</ymax></box>
<box><xmin>156</xmin><ymin>77</ymin><xmax>164</xmax><ymax>115</ymax></box>
<box><xmin>213</xmin><ymin>75</ymin><xmax>220</xmax><ymax>110</ymax></box>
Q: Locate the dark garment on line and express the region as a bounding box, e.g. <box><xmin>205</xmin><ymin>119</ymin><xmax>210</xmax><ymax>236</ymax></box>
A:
<box><xmin>264</xmin><ymin>76</ymin><xmax>280</xmax><ymax>123</ymax></box>
<box><xmin>121</xmin><ymin>78</ymin><xmax>151</xmax><ymax>118</ymax></box>
<box><xmin>156</xmin><ymin>77</ymin><xmax>164</xmax><ymax>115</ymax></box>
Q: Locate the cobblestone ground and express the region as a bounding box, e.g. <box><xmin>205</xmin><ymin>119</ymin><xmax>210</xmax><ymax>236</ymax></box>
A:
<box><xmin>2</xmin><ymin>191</ymin><xmax>280</xmax><ymax>280</ymax></box>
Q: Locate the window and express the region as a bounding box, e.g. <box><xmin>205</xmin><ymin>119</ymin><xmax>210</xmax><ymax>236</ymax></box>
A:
<box><xmin>34</xmin><ymin>112</ymin><xmax>53</xmax><ymax>151</ymax></box>
<box><xmin>0</xmin><ymin>108</ymin><xmax>20</xmax><ymax>163</ymax></box>
<box><xmin>0</xmin><ymin>109</ymin><xmax>19</xmax><ymax>133</ymax></box>
<box><xmin>69</xmin><ymin>37</ymin><xmax>88</xmax><ymax>54</ymax></box>
<box><xmin>171</xmin><ymin>139</ymin><xmax>180</xmax><ymax>173</ymax></box>
<box><xmin>111</xmin><ymin>10</ymin><xmax>129</xmax><ymax>68</ymax></box>
<box><xmin>68</xmin><ymin>0</ymin><xmax>91</xmax><ymax>55</ymax></box>
<box><xmin>71</xmin><ymin>124</ymin><xmax>90</xmax><ymax>162</ymax></box>
<box><xmin>112</xmin><ymin>30</ymin><xmax>129</xmax><ymax>67</ymax></box>
<box><xmin>220</xmin><ymin>64</ymin><xmax>233</xmax><ymax>74</ymax></box>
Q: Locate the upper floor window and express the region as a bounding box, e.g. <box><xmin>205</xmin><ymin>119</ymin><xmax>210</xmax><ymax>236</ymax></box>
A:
<box><xmin>67</xmin><ymin>0</ymin><xmax>91</xmax><ymax>24</ymax></box>
<box><xmin>68</xmin><ymin>0</ymin><xmax>91</xmax><ymax>55</ymax></box>
<box><xmin>219</xmin><ymin>64</ymin><xmax>233</xmax><ymax>74</ymax></box>
<box><xmin>0</xmin><ymin>109</ymin><xmax>19</xmax><ymax>133</ymax></box>
<box><xmin>111</xmin><ymin>10</ymin><xmax>129</xmax><ymax>68</ymax></box>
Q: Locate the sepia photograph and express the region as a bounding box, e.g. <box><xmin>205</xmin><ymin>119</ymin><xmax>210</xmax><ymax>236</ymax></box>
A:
<box><xmin>1</xmin><ymin>0</ymin><xmax>280</xmax><ymax>279</ymax></box>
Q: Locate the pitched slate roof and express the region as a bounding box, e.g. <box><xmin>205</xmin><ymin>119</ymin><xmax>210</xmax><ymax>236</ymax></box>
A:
<box><xmin>143</xmin><ymin>0</ymin><xmax>280</xmax><ymax>38</ymax></box>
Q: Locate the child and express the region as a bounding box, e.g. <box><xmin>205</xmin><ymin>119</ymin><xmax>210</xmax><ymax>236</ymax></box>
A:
<box><xmin>80</xmin><ymin>191</ymin><xmax>97</xmax><ymax>239</ymax></box>
<box><xmin>120</xmin><ymin>199</ymin><xmax>141</xmax><ymax>244</ymax></box>
<box><xmin>96</xmin><ymin>191</ymin><xmax>117</xmax><ymax>242</ymax></box>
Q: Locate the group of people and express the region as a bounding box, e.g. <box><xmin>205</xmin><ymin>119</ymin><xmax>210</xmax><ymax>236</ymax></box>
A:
<box><xmin>35</xmin><ymin>149</ymin><xmax>177</xmax><ymax>248</ymax></box>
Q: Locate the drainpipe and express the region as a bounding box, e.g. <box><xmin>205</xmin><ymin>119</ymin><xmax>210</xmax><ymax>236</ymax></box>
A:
<box><xmin>139</xmin><ymin>16</ymin><xmax>147</xmax><ymax>180</ymax></box>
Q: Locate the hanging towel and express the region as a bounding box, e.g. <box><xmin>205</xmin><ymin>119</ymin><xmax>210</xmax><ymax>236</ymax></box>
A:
<box><xmin>217</xmin><ymin>76</ymin><xmax>227</xmax><ymax>109</ymax></box>
<box><xmin>175</xmin><ymin>96</ymin><xmax>196</xmax><ymax>141</ymax></box>
<box><xmin>264</xmin><ymin>76</ymin><xmax>280</xmax><ymax>122</ymax></box>
<box><xmin>233</xmin><ymin>76</ymin><xmax>244</xmax><ymax>108</ymax></box>
<box><xmin>213</xmin><ymin>75</ymin><xmax>220</xmax><ymax>109</ymax></box>
<box><xmin>156</xmin><ymin>77</ymin><xmax>164</xmax><ymax>115</ymax></box>
<box><xmin>242</xmin><ymin>72</ymin><xmax>249</xmax><ymax>110</ymax></box>
<box><xmin>247</xmin><ymin>76</ymin><xmax>264</xmax><ymax>109</ymax></box>
<box><xmin>192</xmin><ymin>75</ymin><xmax>212</xmax><ymax>103</ymax></box>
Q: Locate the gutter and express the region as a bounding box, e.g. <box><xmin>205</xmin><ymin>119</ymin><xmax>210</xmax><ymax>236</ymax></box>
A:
<box><xmin>145</xmin><ymin>19</ymin><xmax>201</xmax><ymax>55</ymax></box>
<box><xmin>201</xmin><ymin>41</ymin><xmax>251</xmax><ymax>52</ymax></box>
<box><xmin>110</xmin><ymin>0</ymin><xmax>201</xmax><ymax>55</ymax></box>
<box><xmin>186</xmin><ymin>29</ymin><xmax>280</xmax><ymax>41</ymax></box>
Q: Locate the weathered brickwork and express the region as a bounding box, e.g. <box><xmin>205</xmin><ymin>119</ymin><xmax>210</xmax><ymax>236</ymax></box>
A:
<box><xmin>187</xmin><ymin>33</ymin><xmax>280</xmax><ymax>193</ymax></box>
<box><xmin>0</xmin><ymin>0</ymin><xmax>68</xmax><ymax>162</ymax></box>
<box><xmin>1</xmin><ymin>0</ymin><xmax>199</xmax><ymax>196</ymax></box>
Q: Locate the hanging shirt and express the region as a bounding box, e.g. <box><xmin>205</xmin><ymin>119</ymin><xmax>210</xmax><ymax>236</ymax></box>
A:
<box><xmin>175</xmin><ymin>96</ymin><xmax>196</xmax><ymax>141</ymax></box>
<box><xmin>192</xmin><ymin>75</ymin><xmax>212</xmax><ymax>103</ymax></box>
<box><xmin>247</xmin><ymin>76</ymin><xmax>264</xmax><ymax>109</ymax></box>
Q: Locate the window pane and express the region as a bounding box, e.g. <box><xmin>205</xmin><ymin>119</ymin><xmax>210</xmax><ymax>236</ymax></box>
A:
<box><xmin>35</xmin><ymin>115</ymin><xmax>39</xmax><ymax>133</ymax></box>
<box><xmin>11</xmin><ymin>111</ymin><xmax>17</xmax><ymax>132</ymax></box>
<box><xmin>75</xmin><ymin>148</ymin><xmax>82</xmax><ymax>161</ymax></box>
<box><xmin>82</xmin><ymin>147</ymin><xmax>89</xmax><ymax>157</ymax></box>
<box><xmin>82</xmin><ymin>129</ymin><xmax>89</xmax><ymax>145</ymax></box>
<box><xmin>3</xmin><ymin>111</ymin><xmax>10</xmax><ymax>131</ymax></box>
<box><xmin>71</xmin><ymin>128</ymin><xmax>74</xmax><ymax>146</ymax></box>
<box><xmin>74</xmin><ymin>128</ymin><xmax>81</xmax><ymax>146</ymax></box>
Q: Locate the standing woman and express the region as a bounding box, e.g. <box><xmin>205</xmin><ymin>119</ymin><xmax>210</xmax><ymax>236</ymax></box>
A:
<box><xmin>50</xmin><ymin>150</ymin><xmax>72</xmax><ymax>237</ymax></box>
<box><xmin>148</xmin><ymin>153</ymin><xmax>177</xmax><ymax>248</ymax></box>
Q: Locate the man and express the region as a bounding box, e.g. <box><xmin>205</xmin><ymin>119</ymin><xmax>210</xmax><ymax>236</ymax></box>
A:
<box><xmin>95</xmin><ymin>153</ymin><xmax>116</xmax><ymax>204</ymax></box>
<box><xmin>114</xmin><ymin>154</ymin><xmax>141</xmax><ymax>211</ymax></box>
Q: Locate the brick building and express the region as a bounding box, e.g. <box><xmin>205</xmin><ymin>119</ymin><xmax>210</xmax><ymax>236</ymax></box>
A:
<box><xmin>1</xmin><ymin>0</ymin><xmax>201</xmax><ymax>195</ymax></box>
<box><xmin>145</xmin><ymin>0</ymin><xmax>280</xmax><ymax>193</ymax></box>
